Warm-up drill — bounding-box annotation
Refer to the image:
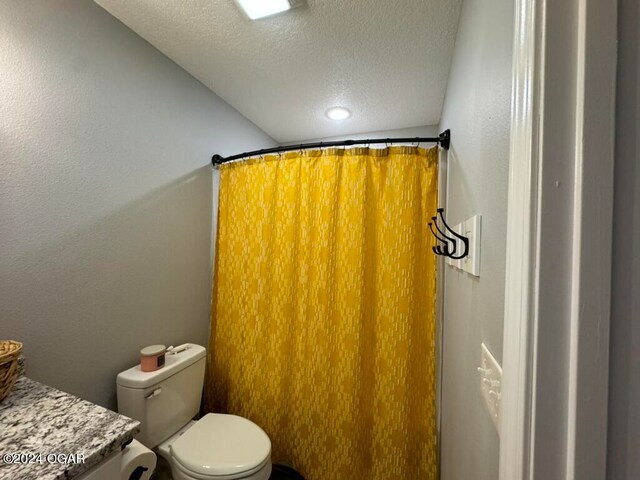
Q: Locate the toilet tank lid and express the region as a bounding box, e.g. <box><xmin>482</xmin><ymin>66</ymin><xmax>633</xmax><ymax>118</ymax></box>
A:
<box><xmin>117</xmin><ymin>343</ymin><xmax>206</xmax><ymax>389</ymax></box>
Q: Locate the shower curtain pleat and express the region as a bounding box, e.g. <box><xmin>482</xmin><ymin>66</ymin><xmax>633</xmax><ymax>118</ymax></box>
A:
<box><xmin>206</xmin><ymin>146</ymin><xmax>439</xmax><ymax>480</ymax></box>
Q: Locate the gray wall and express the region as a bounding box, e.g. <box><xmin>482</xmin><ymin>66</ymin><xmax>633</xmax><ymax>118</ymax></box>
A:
<box><xmin>437</xmin><ymin>0</ymin><xmax>513</xmax><ymax>478</ymax></box>
<box><xmin>0</xmin><ymin>0</ymin><xmax>274</xmax><ymax>409</ymax></box>
<box><xmin>607</xmin><ymin>0</ymin><xmax>640</xmax><ymax>477</ymax></box>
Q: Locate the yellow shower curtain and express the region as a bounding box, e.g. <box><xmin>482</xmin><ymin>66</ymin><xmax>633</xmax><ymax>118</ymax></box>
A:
<box><xmin>206</xmin><ymin>146</ymin><xmax>439</xmax><ymax>479</ymax></box>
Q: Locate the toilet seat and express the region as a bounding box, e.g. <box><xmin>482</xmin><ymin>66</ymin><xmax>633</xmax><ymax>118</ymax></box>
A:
<box><xmin>170</xmin><ymin>413</ymin><xmax>271</xmax><ymax>480</ymax></box>
<box><xmin>172</xmin><ymin>455</ymin><xmax>271</xmax><ymax>480</ymax></box>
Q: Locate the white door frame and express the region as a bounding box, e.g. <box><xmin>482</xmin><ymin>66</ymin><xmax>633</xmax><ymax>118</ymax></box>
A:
<box><xmin>500</xmin><ymin>0</ymin><xmax>617</xmax><ymax>478</ymax></box>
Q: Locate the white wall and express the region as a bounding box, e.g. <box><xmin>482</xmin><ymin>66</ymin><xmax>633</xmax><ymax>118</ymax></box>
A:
<box><xmin>437</xmin><ymin>0</ymin><xmax>514</xmax><ymax>479</ymax></box>
<box><xmin>607</xmin><ymin>0</ymin><xmax>640</xmax><ymax>477</ymax></box>
<box><xmin>0</xmin><ymin>0</ymin><xmax>274</xmax><ymax>409</ymax></box>
<box><xmin>296</xmin><ymin>125</ymin><xmax>440</xmax><ymax>144</ymax></box>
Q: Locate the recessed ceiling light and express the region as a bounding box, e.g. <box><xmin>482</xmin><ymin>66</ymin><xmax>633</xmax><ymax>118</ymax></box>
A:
<box><xmin>325</xmin><ymin>106</ymin><xmax>352</xmax><ymax>121</ymax></box>
<box><xmin>235</xmin><ymin>0</ymin><xmax>293</xmax><ymax>20</ymax></box>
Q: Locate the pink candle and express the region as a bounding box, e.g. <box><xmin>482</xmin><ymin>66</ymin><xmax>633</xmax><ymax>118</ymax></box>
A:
<box><xmin>140</xmin><ymin>345</ymin><xmax>166</xmax><ymax>372</ymax></box>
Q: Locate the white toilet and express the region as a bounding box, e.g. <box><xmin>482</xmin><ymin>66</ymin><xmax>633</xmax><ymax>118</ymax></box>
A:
<box><xmin>117</xmin><ymin>344</ymin><xmax>272</xmax><ymax>480</ymax></box>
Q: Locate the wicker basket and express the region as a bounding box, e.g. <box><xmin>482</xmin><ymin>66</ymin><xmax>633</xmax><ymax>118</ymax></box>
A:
<box><xmin>0</xmin><ymin>340</ymin><xmax>22</xmax><ymax>402</ymax></box>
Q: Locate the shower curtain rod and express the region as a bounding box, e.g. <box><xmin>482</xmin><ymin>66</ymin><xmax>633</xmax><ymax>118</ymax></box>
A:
<box><xmin>211</xmin><ymin>129</ymin><xmax>451</xmax><ymax>165</ymax></box>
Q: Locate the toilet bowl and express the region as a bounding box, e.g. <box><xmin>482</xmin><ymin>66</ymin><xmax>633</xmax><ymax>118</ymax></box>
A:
<box><xmin>156</xmin><ymin>415</ymin><xmax>271</xmax><ymax>480</ymax></box>
<box><xmin>116</xmin><ymin>344</ymin><xmax>272</xmax><ymax>480</ymax></box>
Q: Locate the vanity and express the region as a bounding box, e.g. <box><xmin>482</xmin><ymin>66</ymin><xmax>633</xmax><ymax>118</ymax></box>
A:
<box><xmin>0</xmin><ymin>371</ymin><xmax>140</xmax><ymax>480</ymax></box>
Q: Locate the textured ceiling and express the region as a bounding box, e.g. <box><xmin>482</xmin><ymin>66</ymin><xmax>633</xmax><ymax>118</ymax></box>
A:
<box><xmin>95</xmin><ymin>0</ymin><xmax>462</xmax><ymax>143</ymax></box>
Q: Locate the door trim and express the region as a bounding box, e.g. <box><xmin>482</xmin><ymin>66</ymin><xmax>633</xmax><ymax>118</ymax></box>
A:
<box><xmin>499</xmin><ymin>0</ymin><xmax>617</xmax><ymax>478</ymax></box>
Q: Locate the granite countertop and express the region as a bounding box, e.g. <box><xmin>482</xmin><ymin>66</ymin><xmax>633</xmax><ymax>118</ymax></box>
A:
<box><xmin>0</xmin><ymin>373</ymin><xmax>140</xmax><ymax>480</ymax></box>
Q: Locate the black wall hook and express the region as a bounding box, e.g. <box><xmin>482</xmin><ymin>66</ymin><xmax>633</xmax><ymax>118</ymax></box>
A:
<box><xmin>429</xmin><ymin>208</ymin><xmax>469</xmax><ymax>259</ymax></box>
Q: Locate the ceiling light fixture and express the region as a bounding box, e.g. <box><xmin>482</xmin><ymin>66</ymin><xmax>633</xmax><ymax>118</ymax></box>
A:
<box><xmin>325</xmin><ymin>106</ymin><xmax>352</xmax><ymax>121</ymax></box>
<box><xmin>235</xmin><ymin>0</ymin><xmax>293</xmax><ymax>20</ymax></box>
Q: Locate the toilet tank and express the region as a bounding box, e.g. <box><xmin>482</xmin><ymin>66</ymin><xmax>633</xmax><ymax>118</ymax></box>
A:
<box><xmin>117</xmin><ymin>344</ymin><xmax>206</xmax><ymax>449</ymax></box>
